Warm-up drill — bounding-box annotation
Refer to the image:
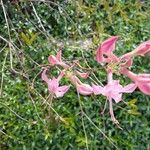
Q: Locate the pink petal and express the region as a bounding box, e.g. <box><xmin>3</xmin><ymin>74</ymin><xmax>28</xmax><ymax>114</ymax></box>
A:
<box><xmin>122</xmin><ymin>83</ymin><xmax>137</xmax><ymax>93</ymax></box>
<box><xmin>137</xmin><ymin>83</ymin><xmax>150</xmax><ymax>95</ymax></box>
<box><xmin>48</xmin><ymin>55</ymin><xmax>59</xmax><ymax>65</ymax></box>
<box><xmin>41</xmin><ymin>69</ymin><xmax>49</xmax><ymax>83</ymax></box>
<box><xmin>70</xmin><ymin>75</ymin><xmax>82</xmax><ymax>85</ymax></box>
<box><xmin>100</xmin><ymin>36</ymin><xmax>119</xmax><ymax>53</ymax></box>
<box><xmin>55</xmin><ymin>85</ymin><xmax>70</xmax><ymax>97</ymax></box>
<box><xmin>120</xmin><ymin>59</ymin><xmax>133</xmax><ymax>69</ymax></box>
<box><xmin>120</xmin><ymin>53</ymin><xmax>134</xmax><ymax>62</ymax></box>
<box><xmin>121</xmin><ymin>69</ymin><xmax>137</xmax><ymax>81</ymax></box>
<box><xmin>76</xmin><ymin>71</ymin><xmax>89</xmax><ymax>79</ymax></box>
<box><xmin>92</xmin><ymin>84</ymin><xmax>104</xmax><ymax>95</ymax></box>
<box><xmin>96</xmin><ymin>47</ymin><xmax>104</xmax><ymax>63</ymax></box>
<box><xmin>111</xmin><ymin>92</ymin><xmax>122</xmax><ymax>103</ymax></box>
<box><xmin>77</xmin><ymin>84</ymin><xmax>93</xmax><ymax>95</ymax></box>
<box><xmin>133</xmin><ymin>40</ymin><xmax>150</xmax><ymax>56</ymax></box>
<box><xmin>57</xmin><ymin>85</ymin><xmax>70</xmax><ymax>92</ymax></box>
<box><xmin>138</xmin><ymin>74</ymin><xmax>150</xmax><ymax>78</ymax></box>
<box><xmin>121</xmin><ymin>69</ymin><xmax>150</xmax><ymax>95</ymax></box>
<box><xmin>121</xmin><ymin>41</ymin><xmax>150</xmax><ymax>61</ymax></box>
<box><xmin>48</xmin><ymin>79</ymin><xmax>59</xmax><ymax>92</ymax></box>
<box><xmin>96</xmin><ymin>36</ymin><xmax>118</xmax><ymax>63</ymax></box>
<box><xmin>137</xmin><ymin>74</ymin><xmax>150</xmax><ymax>82</ymax></box>
<box><xmin>107</xmin><ymin>53</ymin><xmax>119</xmax><ymax>63</ymax></box>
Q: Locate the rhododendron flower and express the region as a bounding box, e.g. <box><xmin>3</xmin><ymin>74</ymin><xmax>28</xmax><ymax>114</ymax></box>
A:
<box><xmin>48</xmin><ymin>50</ymin><xmax>69</xmax><ymax>68</ymax></box>
<box><xmin>96</xmin><ymin>36</ymin><xmax>150</xmax><ymax>70</ymax></box>
<box><xmin>76</xmin><ymin>71</ymin><xmax>89</xmax><ymax>79</ymax></box>
<box><xmin>122</xmin><ymin>69</ymin><xmax>150</xmax><ymax>95</ymax></box>
<box><xmin>76</xmin><ymin>83</ymin><xmax>93</xmax><ymax>95</ymax></box>
<box><xmin>96</xmin><ymin>36</ymin><xmax>150</xmax><ymax>95</ymax></box>
<box><xmin>121</xmin><ymin>40</ymin><xmax>150</xmax><ymax>61</ymax></box>
<box><xmin>66</xmin><ymin>73</ymin><xmax>93</xmax><ymax>95</ymax></box>
<box><xmin>96</xmin><ymin>36</ymin><xmax>119</xmax><ymax>63</ymax></box>
<box><xmin>41</xmin><ymin>69</ymin><xmax>70</xmax><ymax>97</ymax></box>
<box><xmin>92</xmin><ymin>72</ymin><xmax>137</xmax><ymax>123</ymax></box>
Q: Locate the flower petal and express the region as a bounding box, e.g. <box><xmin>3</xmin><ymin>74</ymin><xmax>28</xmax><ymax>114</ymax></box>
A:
<box><xmin>133</xmin><ymin>40</ymin><xmax>150</xmax><ymax>56</ymax></box>
<box><xmin>76</xmin><ymin>71</ymin><xmax>89</xmax><ymax>79</ymax></box>
<box><xmin>41</xmin><ymin>69</ymin><xmax>50</xmax><ymax>83</ymax></box>
<box><xmin>111</xmin><ymin>92</ymin><xmax>122</xmax><ymax>103</ymax></box>
<box><xmin>55</xmin><ymin>85</ymin><xmax>70</xmax><ymax>97</ymax></box>
<box><xmin>48</xmin><ymin>55</ymin><xmax>59</xmax><ymax>65</ymax></box>
<box><xmin>121</xmin><ymin>41</ymin><xmax>150</xmax><ymax>61</ymax></box>
<box><xmin>122</xmin><ymin>83</ymin><xmax>137</xmax><ymax>93</ymax></box>
<box><xmin>92</xmin><ymin>84</ymin><xmax>104</xmax><ymax>95</ymax></box>
<box><xmin>96</xmin><ymin>36</ymin><xmax>118</xmax><ymax>63</ymax></box>
<box><xmin>100</xmin><ymin>36</ymin><xmax>118</xmax><ymax>54</ymax></box>
<box><xmin>77</xmin><ymin>84</ymin><xmax>93</xmax><ymax>95</ymax></box>
<box><xmin>48</xmin><ymin>79</ymin><xmax>59</xmax><ymax>93</ymax></box>
<box><xmin>137</xmin><ymin>83</ymin><xmax>150</xmax><ymax>95</ymax></box>
<box><xmin>96</xmin><ymin>47</ymin><xmax>104</xmax><ymax>63</ymax></box>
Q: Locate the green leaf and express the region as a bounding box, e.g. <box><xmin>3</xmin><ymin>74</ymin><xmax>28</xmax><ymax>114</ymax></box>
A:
<box><xmin>127</xmin><ymin>110</ymin><xmax>141</xmax><ymax>116</ymax></box>
<box><xmin>127</xmin><ymin>99</ymin><xmax>137</xmax><ymax>105</ymax></box>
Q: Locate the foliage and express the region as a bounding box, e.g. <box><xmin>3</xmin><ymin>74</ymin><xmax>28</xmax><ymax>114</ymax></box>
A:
<box><xmin>0</xmin><ymin>0</ymin><xmax>150</xmax><ymax>149</ymax></box>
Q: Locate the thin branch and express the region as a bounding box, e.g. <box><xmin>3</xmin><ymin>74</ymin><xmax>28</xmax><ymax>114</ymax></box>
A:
<box><xmin>77</xmin><ymin>91</ymin><xmax>89</xmax><ymax>150</ymax></box>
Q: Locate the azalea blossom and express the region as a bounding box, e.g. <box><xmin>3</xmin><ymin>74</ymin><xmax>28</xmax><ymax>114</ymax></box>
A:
<box><xmin>96</xmin><ymin>36</ymin><xmax>119</xmax><ymax>64</ymax></box>
<box><xmin>121</xmin><ymin>69</ymin><xmax>150</xmax><ymax>95</ymax></box>
<box><xmin>41</xmin><ymin>69</ymin><xmax>70</xmax><ymax>97</ymax></box>
<box><xmin>76</xmin><ymin>71</ymin><xmax>89</xmax><ymax>79</ymax></box>
<box><xmin>66</xmin><ymin>72</ymin><xmax>93</xmax><ymax>95</ymax></box>
<box><xmin>92</xmin><ymin>71</ymin><xmax>137</xmax><ymax>123</ymax></box>
<box><xmin>48</xmin><ymin>49</ymin><xmax>93</xmax><ymax>95</ymax></box>
<box><xmin>121</xmin><ymin>40</ymin><xmax>150</xmax><ymax>61</ymax></box>
<box><xmin>96</xmin><ymin>36</ymin><xmax>150</xmax><ymax>67</ymax></box>
<box><xmin>96</xmin><ymin>36</ymin><xmax>150</xmax><ymax>95</ymax></box>
<box><xmin>76</xmin><ymin>83</ymin><xmax>93</xmax><ymax>95</ymax></box>
<box><xmin>48</xmin><ymin>50</ymin><xmax>69</xmax><ymax>69</ymax></box>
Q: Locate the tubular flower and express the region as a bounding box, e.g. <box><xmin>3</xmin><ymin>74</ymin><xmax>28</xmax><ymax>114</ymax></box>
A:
<box><xmin>121</xmin><ymin>40</ymin><xmax>150</xmax><ymax>61</ymax></box>
<box><xmin>121</xmin><ymin>69</ymin><xmax>150</xmax><ymax>95</ymax></box>
<box><xmin>96</xmin><ymin>36</ymin><xmax>150</xmax><ymax>70</ymax></box>
<box><xmin>119</xmin><ymin>40</ymin><xmax>150</xmax><ymax>69</ymax></box>
<box><xmin>96</xmin><ymin>36</ymin><xmax>150</xmax><ymax>95</ymax></box>
<box><xmin>48</xmin><ymin>50</ymin><xmax>69</xmax><ymax>69</ymax></box>
<box><xmin>92</xmin><ymin>71</ymin><xmax>137</xmax><ymax>123</ymax></box>
<box><xmin>96</xmin><ymin>36</ymin><xmax>119</xmax><ymax>63</ymax></box>
<box><xmin>76</xmin><ymin>71</ymin><xmax>89</xmax><ymax>79</ymax></box>
<box><xmin>76</xmin><ymin>83</ymin><xmax>93</xmax><ymax>95</ymax></box>
<box><xmin>41</xmin><ymin>69</ymin><xmax>70</xmax><ymax>97</ymax></box>
<box><xmin>66</xmin><ymin>73</ymin><xmax>93</xmax><ymax>95</ymax></box>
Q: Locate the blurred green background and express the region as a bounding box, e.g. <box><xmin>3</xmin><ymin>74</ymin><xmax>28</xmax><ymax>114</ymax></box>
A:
<box><xmin>0</xmin><ymin>0</ymin><xmax>150</xmax><ymax>149</ymax></box>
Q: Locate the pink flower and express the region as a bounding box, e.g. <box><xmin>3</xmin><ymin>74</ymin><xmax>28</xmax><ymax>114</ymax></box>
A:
<box><xmin>41</xmin><ymin>69</ymin><xmax>70</xmax><ymax>97</ymax></box>
<box><xmin>122</xmin><ymin>69</ymin><xmax>150</xmax><ymax>95</ymax></box>
<box><xmin>92</xmin><ymin>71</ymin><xmax>136</xmax><ymax>123</ymax></box>
<box><xmin>48</xmin><ymin>50</ymin><xmax>69</xmax><ymax>68</ymax></box>
<box><xmin>92</xmin><ymin>80</ymin><xmax>137</xmax><ymax>103</ymax></box>
<box><xmin>96</xmin><ymin>36</ymin><xmax>150</xmax><ymax>70</ymax></box>
<box><xmin>92</xmin><ymin>72</ymin><xmax>137</xmax><ymax>103</ymax></box>
<box><xmin>76</xmin><ymin>83</ymin><xmax>93</xmax><ymax>95</ymax></box>
<box><xmin>121</xmin><ymin>40</ymin><xmax>150</xmax><ymax>61</ymax></box>
<box><xmin>96</xmin><ymin>36</ymin><xmax>150</xmax><ymax>96</ymax></box>
<box><xmin>68</xmin><ymin>74</ymin><xmax>93</xmax><ymax>95</ymax></box>
<box><xmin>76</xmin><ymin>71</ymin><xmax>89</xmax><ymax>79</ymax></box>
<box><xmin>96</xmin><ymin>36</ymin><xmax>119</xmax><ymax>63</ymax></box>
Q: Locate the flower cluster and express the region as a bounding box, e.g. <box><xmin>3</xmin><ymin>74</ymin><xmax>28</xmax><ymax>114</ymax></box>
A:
<box><xmin>41</xmin><ymin>36</ymin><xmax>150</xmax><ymax>124</ymax></box>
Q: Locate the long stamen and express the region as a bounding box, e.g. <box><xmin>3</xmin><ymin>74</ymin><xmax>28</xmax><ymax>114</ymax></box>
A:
<box><xmin>108</xmin><ymin>97</ymin><xmax>119</xmax><ymax>124</ymax></box>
